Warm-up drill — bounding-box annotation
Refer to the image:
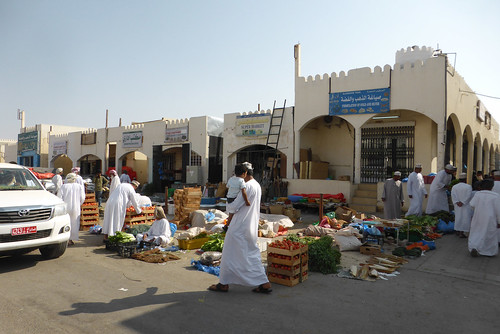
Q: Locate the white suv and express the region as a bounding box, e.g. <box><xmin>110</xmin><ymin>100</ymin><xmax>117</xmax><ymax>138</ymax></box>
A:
<box><xmin>0</xmin><ymin>163</ymin><xmax>71</xmax><ymax>259</ymax></box>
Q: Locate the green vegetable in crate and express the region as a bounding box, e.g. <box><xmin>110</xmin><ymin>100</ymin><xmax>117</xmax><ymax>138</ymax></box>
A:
<box><xmin>108</xmin><ymin>231</ymin><xmax>136</xmax><ymax>243</ymax></box>
<box><xmin>201</xmin><ymin>233</ymin><xmax>225</xmax><ymax>252</ymax></box>
<box><xmin>308</xmin><ymin>236</ymin><xmax>341</xmax><ymax>275</ymax></box>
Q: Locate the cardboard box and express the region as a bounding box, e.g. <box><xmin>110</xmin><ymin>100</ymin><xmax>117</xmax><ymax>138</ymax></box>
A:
<box><xmin>338</xmin><ymin>175</ymin><xmax>350</xmax><ymax>181</ymax></box>
<box><xmin>283</xmin><ymin>208</ymin><xmax>301</xmax><ymax>222</ymax></box>
<box><xmin>269</xmin><ymin>204</ymin><xmax>284</xmax><ymax>215</ymax></box>
<box><xmin>300</xmin><ymin>148</ymin><xmax>311</xmax><ymax>162</ymax></box>
<box><xmin>355</xmin><ymin>213</ymin><xmax>366</xmax><ymax>220</ymax></box>
<box><xmin>335</xmin><ymin>206</ymin><xmax>356</xmax><ymax>221</ymax></box>
<box><xmin>299</xmin><ymin>161</ymin><xmax>309</xmax><ymax>179</ymax></box>
<box><xmin>308</xmin><ymin>161</ymin><xmax>329</xmax><ymax>179</ymax></box>
<box><xmin>360</xmin><ymin>244</ymin><xmax>381</xmax><ymax>255</ymax></box>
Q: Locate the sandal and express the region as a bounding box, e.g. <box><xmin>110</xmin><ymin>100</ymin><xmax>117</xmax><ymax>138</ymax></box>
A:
<box><xmin>208</xmin><ymin>283</ymin><xmax>228</xmax><ymax>292</ymax></box>
<box><xmin>252</xmin><ymin>284</ymin><xmax>272</xmax><ymax>294</ymax></box>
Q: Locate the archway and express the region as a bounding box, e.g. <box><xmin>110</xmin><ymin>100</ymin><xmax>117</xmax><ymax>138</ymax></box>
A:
<box><xmin>300</xmin><ymin>115</ymin><xmax>353</xmax><ymax>180</ymax></box>
<box><xmin>77</xmin><ymin>154</ymin><xmax>102</xmax><ymax>177</ymax></box>
<box><xmin>445</xmin><ymin>114</ymin><xmax>461</xmax><ymax>167</ymax></box>
<box><xmin>51</xmin><ymin>154</ymin><xmax>73</xmax><ymax>175</ymax></box>
<box><xmin>462</xmin><ymin>126</ymin><xmax>473</xmax><ymax>177</ymax></box>
<box><xmin>473</xmin><ymin>133</ymin><xmax>482</xmax><ymax>174</ymax></box>
<box><xmin>231</xmin><ymin>144</ymin><xmax>287</xmax><ymax>182</ymax></box>
<box><xmin>118</xmin><ymin>151</ymin><xmax>149</xmax><ymax>184</ymax></box>
<box><xmin>482</xmin><ymin>139</ymin><xmax>490</xmax><ymax>175</ymax></box>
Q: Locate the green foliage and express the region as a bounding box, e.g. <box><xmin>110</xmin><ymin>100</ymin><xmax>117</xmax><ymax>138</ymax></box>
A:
<box><xmin>201</xmin><ymin>233</ymin><xmax>225</xmax><ymax>251</ymax></box>
<box><xmin>308</xmin><ymin>236</ymin><xmax>341</xmax><ymax>275</ymax></box>
<box><xmin>108</xmin><ymin>231</ymin><xmax>136</xmax><ymax>243</ymax></box>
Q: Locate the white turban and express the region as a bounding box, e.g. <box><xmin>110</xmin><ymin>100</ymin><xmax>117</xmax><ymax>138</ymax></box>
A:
<box><xmin>55</xmin><ymin>168</ymin><xmax>63</xmax><ymax>174</ymax></box>
<box><xmin>65</xmin><ymin>173</ymin><xmax>77</xmax><ymax>183</ymax></box>
<box><xmin>458</xmin><ymin>173</ymin><xmax>467</xmax><ymax>179</ymax></box>
<box><xmin>445</xmin><ymin>164</ymin><xmax>456</xmax><ymax>171</ymax></box>
<box><xmin>394</xmin><ymin>171</ymin><xmax>401</xmax><ymax>176</ymax></box>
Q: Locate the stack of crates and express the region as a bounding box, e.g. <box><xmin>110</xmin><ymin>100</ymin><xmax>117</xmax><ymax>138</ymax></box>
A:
<box><xmin>124</xmin><ymin>206</ymin><xmax>156</xmax><ymax>227</ymax></box>
<box><xmin>267</xmin><ymin>243</ymin><xmax>308</xmax><ymax>287</ymax></box>
<box><xmin>173</xmin><ymin>187</ymin><xmax>202</xmax><ymax>225</ymax></box>
<box><xmin>80</xmin><ymin>193</ymin><xmax>99</xmax><ymax>231</ymax></box>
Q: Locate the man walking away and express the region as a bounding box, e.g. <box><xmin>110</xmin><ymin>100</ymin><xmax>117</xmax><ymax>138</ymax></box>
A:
<box><xmin>468</xmin><ymin>179</ymin><xmax>500</xmax><ymax>257</ymax></box>
<box><xmin>451</xmin><ymin>173</ymin><xmax>473</xmax><ymax>238</ymax></box>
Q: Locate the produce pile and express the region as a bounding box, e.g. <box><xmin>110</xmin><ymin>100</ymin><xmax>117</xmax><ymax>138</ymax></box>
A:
<box><xmin>285</xmin><ymin>235</ymin><xmax>341</xmax><ymax>275</ymax></box>
<box><xmin>201</xmin><ymin>233</ymin><xmax>225</xmax><ymax>252</ymax></box>
<box><xmin>108</xmin><ymin>231</ymin><xmax>136</xmax><ymax>243</ymax></box>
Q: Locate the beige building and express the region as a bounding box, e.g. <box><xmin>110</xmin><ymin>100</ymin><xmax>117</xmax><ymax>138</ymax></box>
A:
<box><xmin>223</xmin><ymin>106</ymin><xmax>294</xmax><ymax>183</ymax></box>
<box><xmin>0</xmin><ymin>139</ymin><xmax>17</xmax><ymax>163</ymax></box>
<box><xmin>48</xmin><ymin>116</ymin><xmax>223</xmax><ymax>191</ymax></box>
<box><xmin>288</xmin><ymin>44</ymin><xmax>499</xmax><ymax>212</ymax></box>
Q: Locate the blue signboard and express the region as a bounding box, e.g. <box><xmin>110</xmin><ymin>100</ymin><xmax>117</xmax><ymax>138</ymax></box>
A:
<box><xmin>329</xmin><ymin>88</ymin><xmax>390</xmax><ymax>115</ymax></box>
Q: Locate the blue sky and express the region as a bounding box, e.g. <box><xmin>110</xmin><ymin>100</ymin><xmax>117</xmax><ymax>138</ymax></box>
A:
<box><xmin>1</xmin><ymin>0</ymin><xmax>499</xmax><ymax>140</ymax></box>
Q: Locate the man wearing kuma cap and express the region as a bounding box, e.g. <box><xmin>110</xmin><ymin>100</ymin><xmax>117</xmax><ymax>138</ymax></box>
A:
<box><xmin>425</xmin><ymin>164</ymin><xmax>456</xmax><ymax>214</ymax></box>
<box><xmin>382</xmin><ymin>171</ymin><xmax>404</xmax><ymax>219</ymax></box>
<box><xmin>406</xmin><ymin>164</ymin><xmax>427</xmax><ymax>217</ymax></box>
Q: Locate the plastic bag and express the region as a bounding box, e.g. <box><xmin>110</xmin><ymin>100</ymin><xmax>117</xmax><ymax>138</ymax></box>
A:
<box><xmin>200</xmin><ymin>251</ymin><xmax>222</xmax><ymax>266</ymax></box>
<box><xmin>334</xmin><ymin>235</ymin><xmax>362</xmax><ymax>251</ymax></box>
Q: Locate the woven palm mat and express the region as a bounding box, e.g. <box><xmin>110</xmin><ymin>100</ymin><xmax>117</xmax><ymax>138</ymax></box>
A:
<box><xmin>131</xmin><ymin>249</ymin><xmax>181</xmax><ymax>263</ymax></box>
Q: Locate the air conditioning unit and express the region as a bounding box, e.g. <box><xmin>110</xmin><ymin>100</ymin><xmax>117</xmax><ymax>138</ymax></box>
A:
<box><xmin>186</xmin><ymin>166</ymin><xmax>203</xmax><ymax>185</ymax></box>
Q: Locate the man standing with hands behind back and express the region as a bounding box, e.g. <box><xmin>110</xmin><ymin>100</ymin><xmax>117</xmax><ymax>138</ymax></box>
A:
<box><xmin>382</xmin><ymin>171</ymin><xmax>404</xmax><ymax>219</ymax></box>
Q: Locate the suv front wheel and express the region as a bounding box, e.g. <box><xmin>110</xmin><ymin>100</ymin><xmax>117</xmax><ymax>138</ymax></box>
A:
<box><xmin>39</xmin><ymin>242</ymin><xmax>68</xmax><ymax>259</ymax></box>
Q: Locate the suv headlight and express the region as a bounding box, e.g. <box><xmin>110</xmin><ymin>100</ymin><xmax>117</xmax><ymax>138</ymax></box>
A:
<box><xmin>54</xmin><ymin>203</ymin><xmax>67</xmax><ymax>216</ymax></box>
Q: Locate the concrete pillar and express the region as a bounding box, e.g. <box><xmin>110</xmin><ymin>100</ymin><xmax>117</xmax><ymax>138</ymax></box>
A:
<box><xmin>354</xmin><ymin>126</ymin><xmax>361</xmax><ymax>184</ymax></box>
<box><xmin>455</xmin><ymin>131</ymin><xmax>463</xmax><ymax>175</ymax></box>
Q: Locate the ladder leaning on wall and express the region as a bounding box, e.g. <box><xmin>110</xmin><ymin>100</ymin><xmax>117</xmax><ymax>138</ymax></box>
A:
<box><xmin>261</xmin><ymin>100</ymin><xmax>286</xmax><ymax>200</ymax></box>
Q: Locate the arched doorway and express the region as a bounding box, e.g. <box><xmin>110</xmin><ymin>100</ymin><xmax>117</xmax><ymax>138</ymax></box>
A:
<box><xmin>232</xmin><ymin>144</ymin><xmax>287</xmax><ymax>183</ymax></box>
<box><xmin>462</xmin><ymin>126</ymin><xmax>473</xmax><ymax>176</ymax></box>
<box><xmin>300</xmin><ymin>115</ymin><xmax>353</xmax><ymax>180</ymax></box>
<box><xmin>119</xmin><ymin>151</ymin><xmax>149</xmax><ymax>184</ymax></box>
<box><xmin>51</xmin><ymin>154</ymin><xmax>73</xmax><ymax>175</ymax></box>
<box><xmin>78</xmin><ymin>154</ymin><xmax>102</xmax><ymax>177</ymax></box>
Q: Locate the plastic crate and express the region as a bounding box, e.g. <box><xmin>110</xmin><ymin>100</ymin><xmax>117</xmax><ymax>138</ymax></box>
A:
<box><xmin>178</xmin><ymin>237</ymin><xmax>210</xmax><ymax>250</ymax></box>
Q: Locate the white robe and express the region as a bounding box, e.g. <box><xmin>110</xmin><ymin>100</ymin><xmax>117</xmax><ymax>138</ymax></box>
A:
<box><xmin>58</xmin><ymin>183</ymin><xmax>85</xmax><ymax>241</ymax></box>
<box><xmin>491</xmin><ymin>181</ymin><xmax>500</xmax><ymax>242</ymax></box>
<box><xmin>425</xmin><ymin>170</ymin><xmax>452</xmax><ymax>214</ymax></box>
<box><xmin>75</xmin><ymin>175</ymin><xmax>85</xmax><ymax>187</ymax></box>
<box><xmin>451</xmin><ymin>182</ymin><xmax>473</xmax><ymax>232</ymax></box>
<box><xmin>382</xmin><ymin>178</ymin><xmax>403</xmax><ymax>219</ymax></box>
<box><xmin>109</xmin><ymin>176</ymin><xmax>121</xmax><ymax>195</ymax></box>
<box><xmin>220</xmin><ymin>178</ymin><xmax>268</xmax><ymax>286</ymax></box>
<box><xmin>102</xmin><ymin>183</ymin><xmax>142</xmax><ymax>236</ymax></box>
<box><xmin>469</xmin><ymin>190</ymin><xmax>500</xmax><ymax>256</ymax></box>
<box><xmin>52</xmin><ymin>174</ymin><xmax>63</xmax><ymax>194</ymax></box>
<box><xmin>405</xmin><ymin>171</ymin><xmax>427</xmax><ymax>217</ymax></box>
<box><xmin>137</xmin><ymin>218</ymin><xmax>171</xmax><ymax>245</ymax></box>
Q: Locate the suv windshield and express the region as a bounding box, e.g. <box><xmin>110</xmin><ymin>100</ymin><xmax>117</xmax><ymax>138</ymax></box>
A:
<box><xmin>0</xmin><ymin>167</ymin><xmax>44</xmax><ymax>191</ymax></box>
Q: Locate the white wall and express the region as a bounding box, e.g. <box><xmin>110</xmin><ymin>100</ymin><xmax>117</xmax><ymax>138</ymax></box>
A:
<box><xmin>223</xmin><ymin>107</ymin><xmax>295</xmax><ymax>181</ymax></box>
<box><xmin>48</xmin><ymin>116</ymin><xmax>217</xmax><ymax>185</ymax></box>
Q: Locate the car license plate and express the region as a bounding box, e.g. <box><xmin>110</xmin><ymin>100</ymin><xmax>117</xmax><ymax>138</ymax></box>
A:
<box><xmin>11</xmin><ymin>226</ymin><xmax>37</xmax><ymax>236</ymax></box>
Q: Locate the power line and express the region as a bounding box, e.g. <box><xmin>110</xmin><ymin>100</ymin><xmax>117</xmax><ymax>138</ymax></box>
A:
<box><xmin>459</xmin><ymin>90</ymin><xmax>500</xmax><ymax>100</ymax></box>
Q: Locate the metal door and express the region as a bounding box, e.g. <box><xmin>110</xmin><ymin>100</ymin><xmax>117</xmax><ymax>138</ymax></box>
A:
<box><xmin>361</xmin><ymin>126</ymin><xmax>414</xmax><ymax>183</ymax></box>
